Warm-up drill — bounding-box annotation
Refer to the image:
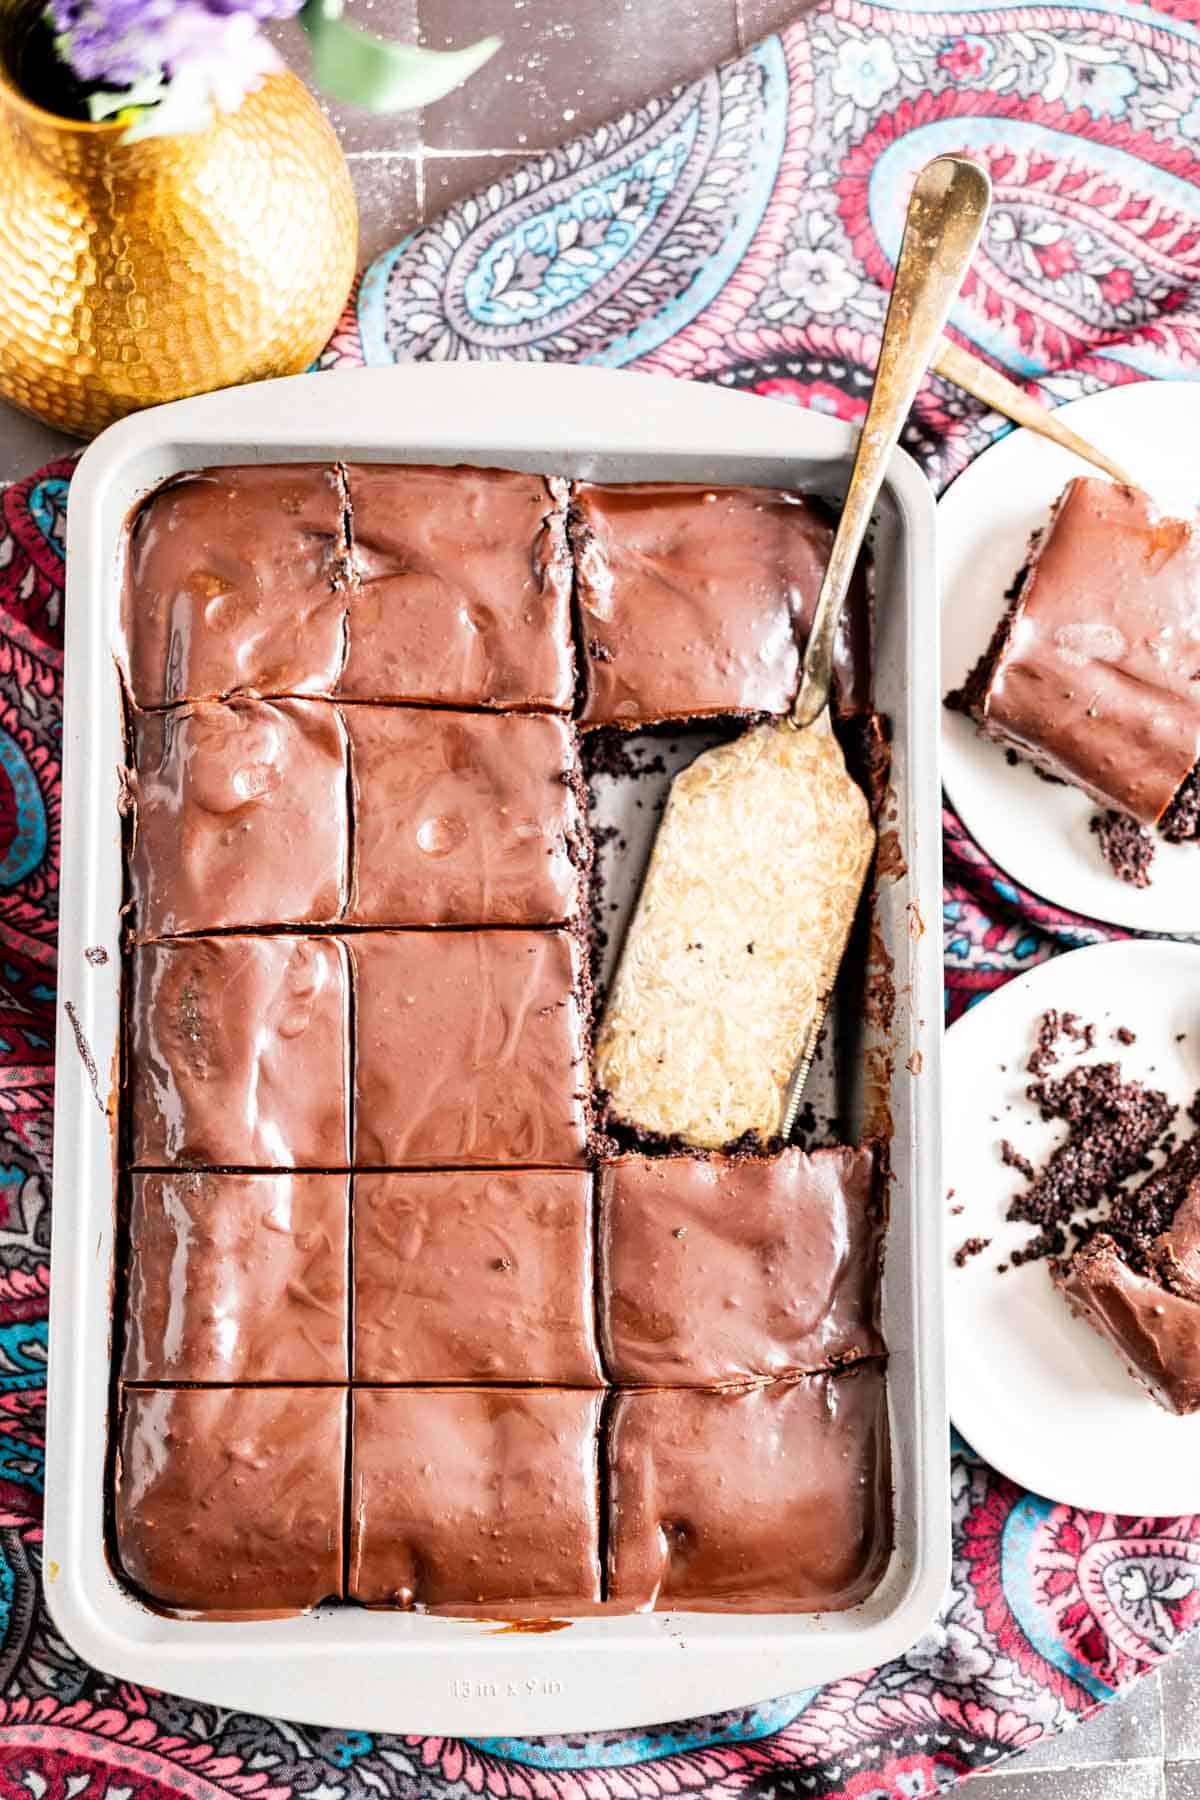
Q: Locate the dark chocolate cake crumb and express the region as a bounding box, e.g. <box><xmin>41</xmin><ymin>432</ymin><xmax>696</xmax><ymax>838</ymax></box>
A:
<box><xmin>1160</xmin><ymin>762</ymin><xmax>1200</xmax><ymax>842</ymax></box>
<box><xmin>1000</xmin><ymin>1138</ymin><xmax>1035</xmax><ymax>1181</ymax></box>
<box><xmin>1114</xmin><ymin>1026</ymin><xmax>1137</xmax><ymax>1046</ymax></box>
<box><xmin>949</xmin><ymin>1204</ymin><xmax>964</xmax><ymax>1216</ymax></box>
<box><xmin>954</xmin><ymin>1237</ymin><xmax>990</xmax><ymax>1268</ymax></box>
<box><xmin>1026</xmin><ymin>1009</ymin><xmax>1066</xmax><ymax>1077</ymax></box>
<box><xmin>1026</xmin><ymin>1008</ymin><xmax>1097</xmax><ymax>1077</ymax></box>
<box><xmin>1105</xmin><ymin>1104</ymin><xmax>1200</xmax><ymax>1269</ymax></box>
<box><xmin>1090</xmin><ymin>810</ymin><xmax>1156</xmax><ymax>887</ymax></box>
<box><xmin>1007</xmin><ymin>1060</ymin><xmax>1175</xmax><ymax>1266</ymax></box>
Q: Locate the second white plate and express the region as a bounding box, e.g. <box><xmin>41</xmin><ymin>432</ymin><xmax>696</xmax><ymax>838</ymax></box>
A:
<box><xmin>940</xmin><ymin>379</ymin><xmax>1200</xmax><ymax>935</ymax></box>
<box><xmin>946</xmin><ymin>938</ymin><xmax>1200</xmax><ymax>1514</ymax></box>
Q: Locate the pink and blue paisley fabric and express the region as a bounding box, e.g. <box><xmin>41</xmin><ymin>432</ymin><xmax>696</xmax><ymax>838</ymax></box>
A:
<box><xmin>4</xmin><ymin>0</ymin><xmax>1200</xmax><ymax>1793</ymax></box>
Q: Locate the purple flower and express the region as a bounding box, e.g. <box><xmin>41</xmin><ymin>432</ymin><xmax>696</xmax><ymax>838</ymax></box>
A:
<box><xmin>49</xmin><ymin>0</ymin><xmax>301</xmax><ymax>102</ymax></box>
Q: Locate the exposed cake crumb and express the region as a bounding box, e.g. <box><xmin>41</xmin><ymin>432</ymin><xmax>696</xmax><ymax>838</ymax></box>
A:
<box><xmin>1090</xmin><ymin>810</ymin><xmax>1156</xmax><ymax>887</ymax></box>
<box><xmin>1000</xmin><ymin>1138</ymin><xmax>1035</xmax><ymax>1181</ymax></box>
<box><xmin>1025</xmin><ymin>1008</ymin><xmax>1099</xmax><ymax>1078</ymax></box>
<box><xmin>1007</xmin><ymin>1060</ymin><xmax>1174</xmax><ymax>1266</ymax></box>
<box><xmin>1161</xmin><ymin>762</ymin><xmax>1200</xmax><ymax>843</ymax></box>
<box><xmin>1114</xmin><ymin>1026</ymin><xmax>1137</xmax><ymax>1045</ymax></box>
<box><xmin>950</xmin><ymin>1204</ymin><xmax>964</xmax><ymax>1216</ymax></box>
<box><xmin>954</xmin><ymin>1237</ymin><xmax>990</xmax><ymax>1268</ymax></box>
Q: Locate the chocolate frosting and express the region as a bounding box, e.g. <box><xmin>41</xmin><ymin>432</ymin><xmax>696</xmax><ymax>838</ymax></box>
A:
<box><xmin>349</xmin><ymin>1387</ymin><xmax>603</xmax><ymax>1610</ymax></box>
<box><xmin>571</xmin><ymin>483</ymin><xmax>868</xmax><ymax>726</ymax></box>
<box><xmin>115</xmin><ymin>1386</ymin><xmax>346</xmax><ymax>1614</ymax></box>
<box><xmin>351</xmin><ymin>931</ymin><xmax>589</xmax><ymax>1167</ymax></box>
<box><xmin>125</xmin><ymin>464</ymin><xmax>348</xmax><ymax>706</ymax></box>
<box><xmin>598</xmin><ymin>1147</ymin><xmax>883</xmax><ymax>1384</ymax></box>
<box><xmin>346</xmin><ymin>708</ymin><xmax>584</xmax><ymax>926</ymax></box>
<box><xmin>1162</xmin><ymin>1180</ymin><xmax>1200</xmax><ymax>1294</ymax></box>
<box><xmin>340</xmin><ymin>465</ymin><xmax>574</xmax><ymax>708</ymax></box>
<box><xmin>129</xmin><ymin>936</ymin><xmax>351</xmax><ymax>1167</ymax></box>
<box><xmin>129</xmin><ymin>700</ymin><xmax>349</xmax><ymax>937</ymax></box>
<box><xmin>1056</xmin><ymin>1198</ymin><xmax>1200</xmax><ymax>1415</ymax></box>
<box><xmin>978</xmin><ymin>479</ymin><xmax>1200</xmax><ymax>825</ymax></box>
<box><xmin>122</xmin><ymin>1172</ymin><xmax>348</xmax><ymax>1382</ymax></box>
<box><xmin>354</xmin><ymin>1169</ymin><xmax>601</xmax><ymax>1383</ymax></box>
<box><xmin>607</xmin><ymin>1366</ymin><xmax>892</xmax><ymax>1612</ymax></box>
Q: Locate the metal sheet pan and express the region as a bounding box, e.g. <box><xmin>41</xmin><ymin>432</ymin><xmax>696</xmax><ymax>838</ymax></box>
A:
<box><xmin>45</xmin><ymin>363</ymin><xmax>946</xmax><ymax>1735</ymax></box>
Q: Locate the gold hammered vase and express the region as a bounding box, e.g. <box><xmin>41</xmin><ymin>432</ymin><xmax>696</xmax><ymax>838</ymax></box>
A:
<box><xmin>0</xmin><ymin>0</ymin><xmax>358</xmax><ymax>437</ymax></box>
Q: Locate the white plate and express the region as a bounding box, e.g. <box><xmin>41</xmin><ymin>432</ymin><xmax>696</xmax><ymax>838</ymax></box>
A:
<box><xmin>940</xmin><ymin>380</ymin><xmax>1200</xmax><ymax>935</ymax></box>
<box><xmin>946</xmin><ymin>938</ymin><xmax>1200</xmax><ymax>1513</ymax></box>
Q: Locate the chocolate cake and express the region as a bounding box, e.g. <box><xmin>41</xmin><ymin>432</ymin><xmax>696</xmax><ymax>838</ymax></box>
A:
<box><xmin>995</xmin><ymin>1012</ymin><xmax>1200</xmax><ymax>1411</ymax></box>
<box><xmin>606</xmin><ymin>1365</ymin><xmax>891</xmax><ymax>1612</ymax></box>
<box><xmin>128</xmin><ymin>699</ymin><xmax>349</xmax><ymax>936</ymax></box>
<box><xmin>353</xmin><ymin>1170</ymin><xmax>601</xmax><ymax>1384</ymax></box>
<box><xmin>949</xmin><ymin>478</ymin><xmax>1200</xmax><ymax>843</ymax></box>
<box><xmin>128</xmin><ymin>935</ymin><xmax>351</xmax><ymax>1168</ymax></box>
<box><xmin>122</xmin><ymin>1172</ymin><xmax>349</xmax><ymax>1382</ymax></box>
<box><xmin>340</xmin><ymin>464</ymin><xmax>574</xmax><ymax>708</ymax></box>
<box><xmin>344</xmin><ymin>708</ymin><xmax>586</xmax><ymax>927</ymax></box>
<box><xmin>1056</xmin><ymin>1212</ymin><xmax>1200</xmax><ymax>1415</ymax></box>
<box><xmin>598</xmin><ymin>1146</ymin><xmax>883</xmax><ymax>1385</ymax></box>
<box><xmin>115</xmin><ymin>1386</ymin><xmax>346</xmax><ymax>1612</ymax></box>
<box><xmin>571</xmin><ymin>482</ymin><xmax>868</xmax><ymax>725</ymax></box>
<box><xmin>112</xmin><ymin>462</ymin><xmax>893</xmax><ymax>1619</ymax></box>
<box><xmin>349</xmin><ymin>1387</ymin><xmax>604</xmax><ymax>1610</ymax></box>
<box><xmin>124</xmin><ymin>464</ymin><xmax>350</xmax><ymax>707</ymax></box>
<box><xmin>350</xmin><ymin>930</ymin><xmax>591</xmax><ymax>1167</ymax></box>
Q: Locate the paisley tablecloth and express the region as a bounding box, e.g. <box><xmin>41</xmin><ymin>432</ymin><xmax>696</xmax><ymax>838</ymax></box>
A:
<box><xmin>3</xmin><ymin>0</ymin><xmax>1200</xmax><ymax>1792</ymax></box>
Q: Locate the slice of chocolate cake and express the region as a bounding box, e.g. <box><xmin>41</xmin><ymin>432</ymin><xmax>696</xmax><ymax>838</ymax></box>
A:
<box><xmin>949</xmin><ymin>478</ymin><xmax>1200</xmax><ymax>835</ymax></box>
<box><xmin>1055</xmin><ymin>1177</ymin><xmax>1200</xmax><ymax>1415</ymax></box>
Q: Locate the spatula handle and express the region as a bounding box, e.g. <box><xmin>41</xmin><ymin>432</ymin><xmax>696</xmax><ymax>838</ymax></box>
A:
<box><xmin>791</xmin><ymin>155</ymin><xmax>992</xmax><ymax>727</ymax></box>
<box><xmin>931</xmin><ymin>336</ymin><xmax>1137</xmax><ymax>487</ymax></box>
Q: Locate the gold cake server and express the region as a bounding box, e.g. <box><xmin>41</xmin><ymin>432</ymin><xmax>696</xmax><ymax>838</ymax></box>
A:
<box><xmin>931</xmin><ymin>338</ymin><xmax>1136</xmax><ymax>487</ymax></box>
<box><xmin>594</xmin><ymin>155</ymin><xmax>992</xmax><ymax>1149</ymax></box>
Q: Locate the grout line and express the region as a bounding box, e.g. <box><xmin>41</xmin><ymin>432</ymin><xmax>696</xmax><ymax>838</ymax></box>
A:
<box><xmin>420</xmin><ymin>147</ymin><xmax>535</xmax><ymax>160</ymax></box>
<box><xmin>344</xmin><ymin>149</ymin><xmax>422</xmax><ymax>162</ymax></box>
<box><xmin>734</xmin><ymin>0</ymin><xmax>748</xmax><ymax>54</ymax></box>
<box><xmin>414</xmin><ymin>146</ymin><xmax>425</xmax><ymax>222</ymax></box>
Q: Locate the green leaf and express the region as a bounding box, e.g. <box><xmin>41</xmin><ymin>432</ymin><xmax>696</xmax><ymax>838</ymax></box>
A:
<box><xmin>299</xmin><ymin>0</ymin><xmax>499</xmax><ymax>111</ymax></box>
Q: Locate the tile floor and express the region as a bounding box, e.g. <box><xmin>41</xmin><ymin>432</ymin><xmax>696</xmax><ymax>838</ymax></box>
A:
<box><xmin>1</xmin><ymin>2</ymin><xmax>1197</xmax><ymax>1790</ymax></box>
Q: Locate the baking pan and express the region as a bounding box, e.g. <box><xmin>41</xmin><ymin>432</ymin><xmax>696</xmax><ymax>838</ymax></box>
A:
<box><xmin>45</xmin><ymin>363</ymin><xmax>946</xmax><ymax>1735</ymax></box>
